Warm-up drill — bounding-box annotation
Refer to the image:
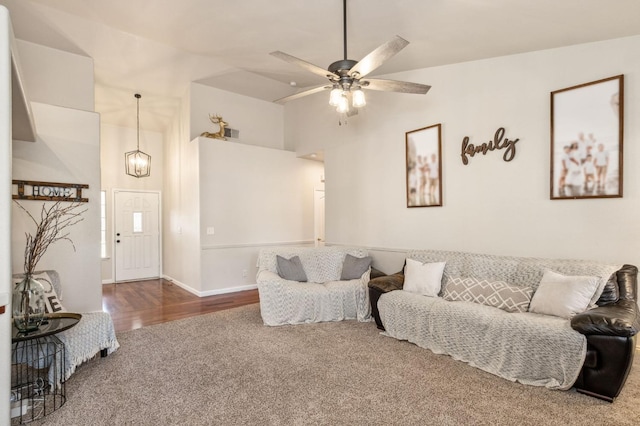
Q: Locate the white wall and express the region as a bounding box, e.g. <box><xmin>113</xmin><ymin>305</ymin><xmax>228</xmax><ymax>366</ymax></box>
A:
<box><xmin>12</xmin><ymin>102</ymin><xmax>102</xmax><ymax>312</ymax></box>
<box><xmin>1</xmin><ymin>6</ymin><xmax>13</xmax><ymax>423</ymax></box>
<box><xmin>190</xmin><ymin>82</ymin><xmax>284</xmax><ymax>150</ymax></box>
<box><xmin>286</xmin><ymin>35</ymin><xmax>640</xmax><ymax>273</ymax></box>
<box><xmin>162</xmin><ymin>90</ymin><xmax>203</xmax><ymax>291</ymax></box>
<box><xmin>197</xmin><ymin>138</ymin><xmax>324</xmax><ymax>294</ymax></box>
<box><xmin>163</xmin><ymin>83</ymin><xmax>323</xmax><ymax>296</ymax></box>
<box><xmin>16</xmin><ymin>39</ymin><xmax>94</xmax><ymax>112</ymax></box>
<box><xmin>284</xmin><ymin>93</ymin><xmax>359</xmax><ymax>157</ymax></box>
<box><xmin>100</xmin><ymin>123</ymin><xmax>164</xmax><ymax>282</ymax></box>
<box><xmin>10</xmin><ymin>38</ymin><xmax>100</xmax><ymax>309</ymax></box>
<box><xmin>101</xmin><ymin>123</ymin><xmax>164</xmax><ymax>192</ymax></box>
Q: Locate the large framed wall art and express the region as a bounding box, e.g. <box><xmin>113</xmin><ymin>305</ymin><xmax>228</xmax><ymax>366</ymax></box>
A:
<box><xmin>550</xmin><ymin>75</ymin><xmax>623</xmax><ymax>199</ymax></box>
<box><xmin>406</xmin><ymin>123</ymin><xmax>442</xmax><ymax>207</ymax></box>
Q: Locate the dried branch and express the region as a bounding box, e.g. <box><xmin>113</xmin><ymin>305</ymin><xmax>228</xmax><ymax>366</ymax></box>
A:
<box><xmin>14</xmin><ymin>201</ymin><xmax>87</xmax><ymax>275</ymax></box>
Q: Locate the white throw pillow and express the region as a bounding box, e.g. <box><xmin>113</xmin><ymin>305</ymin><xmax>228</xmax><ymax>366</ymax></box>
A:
<box><xmin>403</xmin><ymin>259</ymin><xmax>446</xmax><ymax>297</ymax></box>
<box><xmin>529</xmin><ymin>270</ymin><xmax>599</xmax><ymax>319</ymax></box>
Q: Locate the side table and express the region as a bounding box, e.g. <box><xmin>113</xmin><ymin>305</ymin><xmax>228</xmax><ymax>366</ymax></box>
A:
<box><xmin>11</xmin><ymin>313</ymin><xmax>81</xmax><ymax>424</ymax></box>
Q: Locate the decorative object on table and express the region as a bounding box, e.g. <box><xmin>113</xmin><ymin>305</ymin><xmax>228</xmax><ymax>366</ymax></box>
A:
<box><xmin>550</xmin><ymin>75</ymin><xmax>623</xmax><ymax>199</ymax></box>
<box><xmin>270</xmin><ymin>0</ymin><xmax>430</xmax><ymax>119</ymax></box>
<box><xmin>125</xmin><ymin>93</ymin><xmax>151</xmax><ymax>178</ymax></box>
<box><xmin>12</xmin><ymin>275</ymin><xmax>45</xmax><ymax>333</ymax></box>
<box><xmin>12</xmin><ymin>201</ymin><xmax>85</xmax><ymax>332</ymax></box>
<box><xmin>200</xmin><ymin>114</ymin><xmax>228</xmax><ymax>140</ymax></box>
<box><xmin>460</xmin><ymin>127</ymin><xmax>520</xmax><ymax>165</ymax></box>
<box><xmin>406</xmin><ymin>123</ymin><xmax>442</xmax><ymax>207</ymax></box>
<box><xmin>12</xmin><ymin>271</ymin><xmax>66</xmax><ymax>314</ymax></box>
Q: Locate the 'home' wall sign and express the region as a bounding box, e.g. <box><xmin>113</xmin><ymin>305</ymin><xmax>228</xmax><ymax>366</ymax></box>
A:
<box><xmin>461</xmin><ymin>127</ymin><xmax>520</xmax><ymax>165</ymax></box>
<box><xmin>12</xmin><ymin>180</ymin><xmax>89</xmax><ymax>202</ymax></box>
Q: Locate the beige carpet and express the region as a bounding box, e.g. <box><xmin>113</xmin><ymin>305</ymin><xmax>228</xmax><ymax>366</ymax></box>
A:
<box><xmin>32</xmin><ymin>304</ymin><xmax>640</xmax><ymax>425</ymax></box>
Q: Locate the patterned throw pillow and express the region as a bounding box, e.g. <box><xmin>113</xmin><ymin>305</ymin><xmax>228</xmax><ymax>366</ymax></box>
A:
<box><xmin>442</xmin><ymin>276</ymin><xmax>533</xmax><ymax>313</ymax></box>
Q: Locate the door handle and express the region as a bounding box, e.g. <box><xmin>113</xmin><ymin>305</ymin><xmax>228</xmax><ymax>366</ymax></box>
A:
<box><xmin>116</xmin><ymin>233</ymin><xmax>121</xmax><ymax>236</ymax></box>
<box><xmin>116</xmin><ymin>240</ymin><xmax>120</xmax><ymax>243</ymax></box>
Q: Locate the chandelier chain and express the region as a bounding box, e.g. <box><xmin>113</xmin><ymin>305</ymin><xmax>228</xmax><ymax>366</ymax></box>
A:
<box><xmin>135</xmin><ymin>93</ymin><xmax>141</xmax><ymax>150</ymax></box>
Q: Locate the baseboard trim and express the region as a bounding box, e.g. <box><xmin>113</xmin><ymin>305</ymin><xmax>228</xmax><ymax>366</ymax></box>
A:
<box><xmin>199</xmin><ymin>284</ymin><xmax>258</xmax><ymax>297</ymax></box>
<box><xmin>102</xmin><ymin>279</ymin><xmax>114</xmax><ymax>285</ymax></box>
<box><xmin>162</xmin><ymin>274</ymin><xmax>257</xmax><ymax>298</ymax></box>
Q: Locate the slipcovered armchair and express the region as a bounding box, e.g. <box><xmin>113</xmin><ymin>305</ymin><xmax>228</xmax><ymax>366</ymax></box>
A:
<box><xmin>13</xmin><ymin>270</ymin><xmax>119</xmax><ymax>384</ymax></box>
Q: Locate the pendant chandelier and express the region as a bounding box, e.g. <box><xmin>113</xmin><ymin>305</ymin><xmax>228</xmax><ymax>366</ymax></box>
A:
<box><xmin>125</xmin><ymin>93</ymin><xmax>151</xmax><ymax>178</ymax></box>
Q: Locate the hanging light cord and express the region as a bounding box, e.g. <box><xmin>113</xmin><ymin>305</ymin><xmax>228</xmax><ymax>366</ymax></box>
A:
<box><xmin>135</xmin><ymin>93</ymin><xmax>141</xmax><ymax>150</ymax></box>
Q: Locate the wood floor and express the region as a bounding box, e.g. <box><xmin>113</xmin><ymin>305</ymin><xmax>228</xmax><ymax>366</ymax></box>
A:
<box><xmin>102</xmin><ymin>278</ymin><xmax>260</xmax><ymax>333</ymax></box>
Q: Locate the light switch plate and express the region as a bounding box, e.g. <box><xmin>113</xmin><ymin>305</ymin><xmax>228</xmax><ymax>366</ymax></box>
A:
<box><xmin>206</xmin><ymin>227</ymin><xmax>215</xmax><ymax>235</ymax></box>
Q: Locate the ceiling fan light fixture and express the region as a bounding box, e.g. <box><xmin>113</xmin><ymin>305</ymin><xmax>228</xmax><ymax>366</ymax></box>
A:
<box><xmin>329</xmin><ymin>85</ymin><xmax>342</xmax><ymax>106</ymax></box>
<box><xmin>352</xmin><ymin>87</ymin><xmax>366</xmax><ymax>108</ymax></box>
<box><xmin>271</xmin><ymin>0</ymin><xmax>431</xmax><ymax>115</ymax></box>
<box><xmin>336</xmin><ymin>94</ymin><xmax>349</xmax><ymax>113</ymax></box>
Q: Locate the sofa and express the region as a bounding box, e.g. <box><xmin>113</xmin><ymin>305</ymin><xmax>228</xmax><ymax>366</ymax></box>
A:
<box><xmin>368</xmin><ymin>250</ymin><xmax>639</xmax><ymax>402</ymax></box>
<box><xmin>257</xmin><ymin>246</ymin><xmax>374</xmax><ymax>326</ymax></box>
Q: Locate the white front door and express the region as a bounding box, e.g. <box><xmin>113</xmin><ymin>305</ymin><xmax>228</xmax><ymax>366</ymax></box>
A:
<box><xmin>114</xmin><ymin>191</ymin><xmax>160</xmax><ymax>282</ymax></box>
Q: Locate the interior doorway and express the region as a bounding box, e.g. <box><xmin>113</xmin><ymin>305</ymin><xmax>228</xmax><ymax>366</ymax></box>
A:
<box><xmin>314</xmin><ymin>189</ymin><xmax>325</xmax><ymax>246</ymax></box>
<box><xmin>114</xmin><ymin>190</ymin><xmax>161</xmax><ymax>282</ymax></box>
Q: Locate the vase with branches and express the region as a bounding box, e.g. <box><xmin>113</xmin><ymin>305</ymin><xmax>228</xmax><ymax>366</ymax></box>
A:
<box><xmin>13</xmin><ymin>200</ymin><xmax>85</xmax><ymax>332</ymax></box>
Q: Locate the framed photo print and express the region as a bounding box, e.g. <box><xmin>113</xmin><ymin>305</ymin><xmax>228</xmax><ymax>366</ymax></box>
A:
<box><xmin>406</xmin><ymin>123</ymin><xmax>442</xmax><ymax>207</ymax></box>
<box><xmin>550</xmin><ymin>75</ymin><xmax>623</xmax><ymax>199</ymax></box>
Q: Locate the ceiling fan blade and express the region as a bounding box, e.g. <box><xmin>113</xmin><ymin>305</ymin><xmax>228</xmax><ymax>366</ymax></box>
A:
<box><xmin>273</xmin><ymin>85</ymin><xmax>331</xmax><ymax>104</ymax></box>
<box><xmin>363</xmin><ymin>78</ymin><xmax>431</xmax><ymax>94</ymax></box>
<box><xmin>348</xmin><ymin>36</ymin><xmax>410</xmax><ymax>78</ymax></box>
<box><xmin>270</xmin><ymin>51</ymin><xmax>338</xmax><ymax>79</ymax></box>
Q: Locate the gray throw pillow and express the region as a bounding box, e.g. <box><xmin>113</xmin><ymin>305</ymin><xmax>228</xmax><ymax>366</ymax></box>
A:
<box><xmin>340</xmin><ymin>254</ymin><xmax>373</xmax><ymax>280</ymax></box>
<box><xmin>276</xmin><ymin>255</ymin><xmax>308</xmax><ymax>282</ymax></box>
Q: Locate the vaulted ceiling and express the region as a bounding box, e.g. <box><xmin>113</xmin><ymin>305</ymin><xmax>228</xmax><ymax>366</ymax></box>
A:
<box><xmin>3</xmin><ymin>0</ymin><xmax>640</xmax><ymax>131</ymax></box>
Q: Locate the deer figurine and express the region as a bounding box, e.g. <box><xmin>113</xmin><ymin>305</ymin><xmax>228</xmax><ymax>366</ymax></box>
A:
<box><xmin>200</xmin><ymin>114</ymin><xmax>228</xmax><ymax>140</ymax></box>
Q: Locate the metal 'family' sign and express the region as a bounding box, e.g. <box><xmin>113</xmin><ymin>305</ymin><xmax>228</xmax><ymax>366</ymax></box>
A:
<box><xmin>12</xmin><ymin>180</ymin><xmax>89</xmax><ymax>202</ymax></box>
<box><xmin>461</xmin><ymin>127</ymin><xmax>520</xmax><ymax>165</ymax></box>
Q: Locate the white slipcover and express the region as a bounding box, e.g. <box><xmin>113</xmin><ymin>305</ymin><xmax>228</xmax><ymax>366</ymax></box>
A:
<box><xmin>378</xmin><ymin>249</ymin><xmax>622</xmax><ymax>390</ymax></box>
<box><xmin>257</xmin><ymin>246</ymin><xmax>371</xmax><ymax>326</ymax></box>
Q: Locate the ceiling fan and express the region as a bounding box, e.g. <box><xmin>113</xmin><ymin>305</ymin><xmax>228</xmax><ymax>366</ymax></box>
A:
<box><xmin>271</xmin><ymin>0</ymin><xmax>431</xmax><ymax>113</ymax></box>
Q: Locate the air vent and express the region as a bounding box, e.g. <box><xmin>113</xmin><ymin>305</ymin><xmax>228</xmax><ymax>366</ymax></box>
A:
<box><xmin>224</xmin><ymin>128</ymin><xmax>239</xmax><ymax>139</ymax></box>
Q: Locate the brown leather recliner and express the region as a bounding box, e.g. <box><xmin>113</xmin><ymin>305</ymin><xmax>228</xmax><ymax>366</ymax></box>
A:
<box><xmin>368</xmin><ymin>264</ymin><xmax>640</xmax><ymax>402</ymax></box>
<box><xmin>570</xmin><ymin>264</ymin><xmax>639</xmax><ymax>401</ymax></box>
